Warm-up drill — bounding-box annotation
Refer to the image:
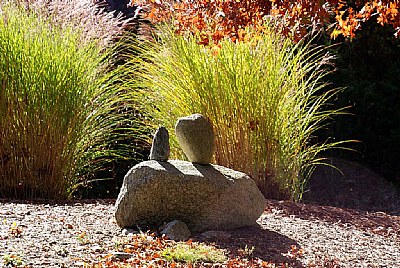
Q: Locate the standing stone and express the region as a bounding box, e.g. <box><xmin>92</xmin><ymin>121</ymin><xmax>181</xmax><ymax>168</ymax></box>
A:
<box><xmin>149</xmin><ymin>126</ymin><xmax>170</xmax><ymax>161</ymax></box>
<box><xmin>175</xmin><ymin>114</ymin><xmax>214</xmax><ymax>164</ymax></box>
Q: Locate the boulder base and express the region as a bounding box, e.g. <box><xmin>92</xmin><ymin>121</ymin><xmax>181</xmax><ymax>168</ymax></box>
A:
<box><xmin>115</xmin><ymin>160</ymin><xmax>266</xmax><ymax>232</ymax></box>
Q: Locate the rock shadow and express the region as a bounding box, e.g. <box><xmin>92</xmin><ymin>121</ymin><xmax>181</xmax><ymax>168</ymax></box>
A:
<box><xmin>193</xmin><ymin>225</ymin><xmax>304</xmax><ymax>267</ymax></box>
<box><xmin>158</xmin><ymin>161</ymin><xmax>228</xmax><ymax>180</ymax></box>
<box><xmin>192</xmin><ymin>163</ymin><xmax>226</xmax><ymax>178</ymax></box>
<box><xmin>157</xmin><ymin>161</ymin><xmax>184</xmax><ymax>175</ymax></box>
<box><xmin>303</xmin><ymin>158</ymin><xmax>400</xmax><ymax>216</ymax></box>
<box><xmin>265</xmin><ymin>199</ymin><xmax>400</xmax><ymax>239</ymax></box>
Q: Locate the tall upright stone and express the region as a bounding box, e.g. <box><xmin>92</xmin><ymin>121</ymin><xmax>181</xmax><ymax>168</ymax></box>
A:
<box><xmin>175</xmin><ymin>114</ymin><xmax>214</xmax><ymax>164</ymax></box>
<box><xmin>149</xmin><ymin>126</ymin><xmax>170</xmax><ymax>161</ymax></box>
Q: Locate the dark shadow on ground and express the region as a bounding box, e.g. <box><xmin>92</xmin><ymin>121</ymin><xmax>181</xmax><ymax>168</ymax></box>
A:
<box><xmin>302</xmin><ymin>158</ymin><xmax>400</xmax><ymax>216</ymax></box>
<box><xmin>193</xmin><ymin>225</ymin><xmax>305</xmax><ymax>267</ymax></box>
<box><xmin>265</xmin><ymin>199</ymin><xmax>400</xmax><ymax>238</ymax></box>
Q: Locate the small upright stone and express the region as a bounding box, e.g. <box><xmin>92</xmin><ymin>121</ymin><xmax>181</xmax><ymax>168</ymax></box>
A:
<box><xmin>175</xmin><ymin>114</ymin><xmax>214</xmax><ymax>164</ymax></box>
<box><xmin>149</xmin><ymin>126</ymin><xmax>170</xmax><ymax>161</ymax></box>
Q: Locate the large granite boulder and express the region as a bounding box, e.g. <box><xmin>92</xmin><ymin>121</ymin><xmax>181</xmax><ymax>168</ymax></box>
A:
<box><xmin>115</xmin><ymin>160</ymin><xmax>266</xmax><ymax>232</ymax></box>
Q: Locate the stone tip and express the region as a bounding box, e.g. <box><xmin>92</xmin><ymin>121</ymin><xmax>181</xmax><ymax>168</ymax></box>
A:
<box><xmin>149</xmin><ymin>126</ymin><xmax>170</xmax><ymax>161</ymax></box>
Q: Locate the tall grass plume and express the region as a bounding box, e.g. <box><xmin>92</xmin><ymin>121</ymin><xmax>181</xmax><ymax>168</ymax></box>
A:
<box><xmin>129</xmin><ymin>27</ymin><xmax>349</xmax><ymax>200</ymax></box>
<box><xmin>0</xmin><ymin>2</ymin><xmax>148</xmax><ymax>199</ymax></box>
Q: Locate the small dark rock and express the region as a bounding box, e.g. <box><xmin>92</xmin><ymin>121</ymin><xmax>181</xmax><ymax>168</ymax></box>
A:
<box><xmin>110</xmin><ymin>252</ymin><xmax>133</xmax><ymax>261</ymax></box>
<box><xmin>160</xmin><ymin>220</ymin><xmax>191</xmax><ymax>241</ymax></box>
<box><xmin>149</xmin><ymin>126</ymin><xmax>170</xmax><ymax>161</ymax></box>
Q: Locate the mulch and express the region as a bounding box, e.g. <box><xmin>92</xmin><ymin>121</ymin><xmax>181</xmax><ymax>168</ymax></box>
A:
<box><xmin>1</xmin><ymin>159</ymin><xmax>400</xmax><ymax>267</ymax></box>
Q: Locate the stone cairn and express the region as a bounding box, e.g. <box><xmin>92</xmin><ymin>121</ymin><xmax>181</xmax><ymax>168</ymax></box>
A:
<box><xmin>115</xmin><ymin>114</ymin><xmax>266</xmax><ymax>241</ymax></box>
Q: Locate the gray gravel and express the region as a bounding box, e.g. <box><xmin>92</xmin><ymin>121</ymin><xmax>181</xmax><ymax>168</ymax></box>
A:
<box><xmin>259</xmin><ymin>210</ymin><xmax>400</xmax><ymax>267</ymax></box>
<box><xmin>0</xmin><ymin>201</ymin><xmax>122</xmax><ymax>268</ymax></box>
<box><xmin>1</xmin><ymin>200</ymin><xmax>400</xmax><ymax>267</ymax></box>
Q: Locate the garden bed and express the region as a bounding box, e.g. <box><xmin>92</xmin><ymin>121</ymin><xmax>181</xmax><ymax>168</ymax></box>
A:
<box><xmin>1</xmin><ymin>199</ymin><xmax>399</xmax><ymax>267</ymax></box>
<box><xmin>1</xmin><ymin>159</ymin><xmax>400</xmax><ymax>267</ymax></box>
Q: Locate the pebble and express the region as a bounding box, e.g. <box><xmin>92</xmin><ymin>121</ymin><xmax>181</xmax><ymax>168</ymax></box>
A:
<box><xmin>92</xmin><ymin>246</ymin><xmax>103</xmax><ymax>253</ymax></box>
<box><xmin>121</xmin><ymin>228</ymin><xmax>138</xmax><ymax>236</ymax></box>
<box><xmin>160</xmin><ymin>220</ymin><xmax>191</xmax><ymax>241</ymax></box>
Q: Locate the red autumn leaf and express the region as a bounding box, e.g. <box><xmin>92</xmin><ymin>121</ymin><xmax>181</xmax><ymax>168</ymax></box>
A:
<box><xmin>131</xmin><ymin>0</ymin><xmax>400</xmax><ymax>43</ymax></box>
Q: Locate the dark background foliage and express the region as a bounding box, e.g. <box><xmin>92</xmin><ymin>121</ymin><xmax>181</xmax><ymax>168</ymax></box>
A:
<box><xmin>72</xmin><ymin>0</ymin><xmax>152</xmax><ymax>199</ymax></box>
<box><xmin>323</xmin><ymin>20</ymin><xmax>400</xmax><ymax>187</ymax></box>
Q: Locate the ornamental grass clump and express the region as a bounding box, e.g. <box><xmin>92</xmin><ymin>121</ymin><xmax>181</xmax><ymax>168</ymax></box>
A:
<box><xmin>130</xmin><ymin>27</ymin><xmax>347</xmax><ymax>201</ymax></box>
<box><xmin>0</xmin><ymin>2</ymin><xmax>147</xmax><ymax>199</ymax></box>
<box><xmin>18</xmin><ymin>0</ymin><xmax>131</xmax><ymax>50</ymax></box>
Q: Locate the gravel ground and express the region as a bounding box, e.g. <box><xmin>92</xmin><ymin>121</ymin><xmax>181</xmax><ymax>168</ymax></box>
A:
<box><xmin>259</xmin><ymin>208</ymin><xmax>400</xmax><ymax>267</ymax></box>
<box><xmin>1</xmin><ymin>199</ymin><xmax>400</xmax><ymax>267</ymax></box>
<box><xmin>0</xmin><ymin>200</ymin><xmax>121</xmax><ymax>268</ymax></box>
<box><xmin>2</xmin><ymin>159</ymin><xmax>400</xmax><ymax>267</ymax></box>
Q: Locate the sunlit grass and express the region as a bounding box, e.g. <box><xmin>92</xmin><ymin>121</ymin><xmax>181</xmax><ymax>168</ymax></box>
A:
<box><xmin>17</xmin><ymin>0</ymin><xmax>129</xmax><ymax>50</ymax></box>
<box><xmin>0</xmin><ymin>2</ymin><xmax>148</xmax><ymax>199</ymax></box>
<box><xmin>127</xmin><ymin>26</ymin><xmax>349</xmax><ymax>200</ymax></box>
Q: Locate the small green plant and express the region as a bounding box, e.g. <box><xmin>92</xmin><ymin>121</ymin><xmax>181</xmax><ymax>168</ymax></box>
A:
<box><xmin>9</xmin><ymin>222</ymin><xmax>23</xmax><ymax>238</ymax></box>
<box><xmin>114</xmin><ymin>240</ymin><xmax>122</xmax><ymax>251</ymax></box>
<box><xmin>238</xmin><ymin>245</ymin><xmax>255</xmax><ymax>258</ymax></box>
<box><xmin>128</xmin><ymin>26</ymin><xmax>349</xmax><ymax>200</ymax></box>
<box><xmin>161</xmin><ymin>241</ymin><xmax>227</xmax><ymax>264</ymax></box>
<box><xmin>76</xmin><ymin>231</ymin><xmax>91</xmax><ymax>245</ymax></box>
<box><xmin>2</xmin><ymin>254</ymin><xmax>25</xmax><ymax>267</ymax></box>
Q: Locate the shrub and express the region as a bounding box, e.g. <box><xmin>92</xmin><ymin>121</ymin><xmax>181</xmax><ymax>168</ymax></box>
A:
<box><xmin>0</xmin><ymin>2</ymin><xmax>148</xmax><ymax>199</ymax></box>
<box><xmin>128</xmin><ymin>27</ymin><xmax>347</xmax><ymax>200</ymax></box>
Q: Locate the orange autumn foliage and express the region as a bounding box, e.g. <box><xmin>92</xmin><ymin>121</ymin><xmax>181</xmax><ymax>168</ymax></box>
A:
<box><xmin>131</xmin><ymin>0</ymin><xmax>400</xmax><ymax>44</ymax></box>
